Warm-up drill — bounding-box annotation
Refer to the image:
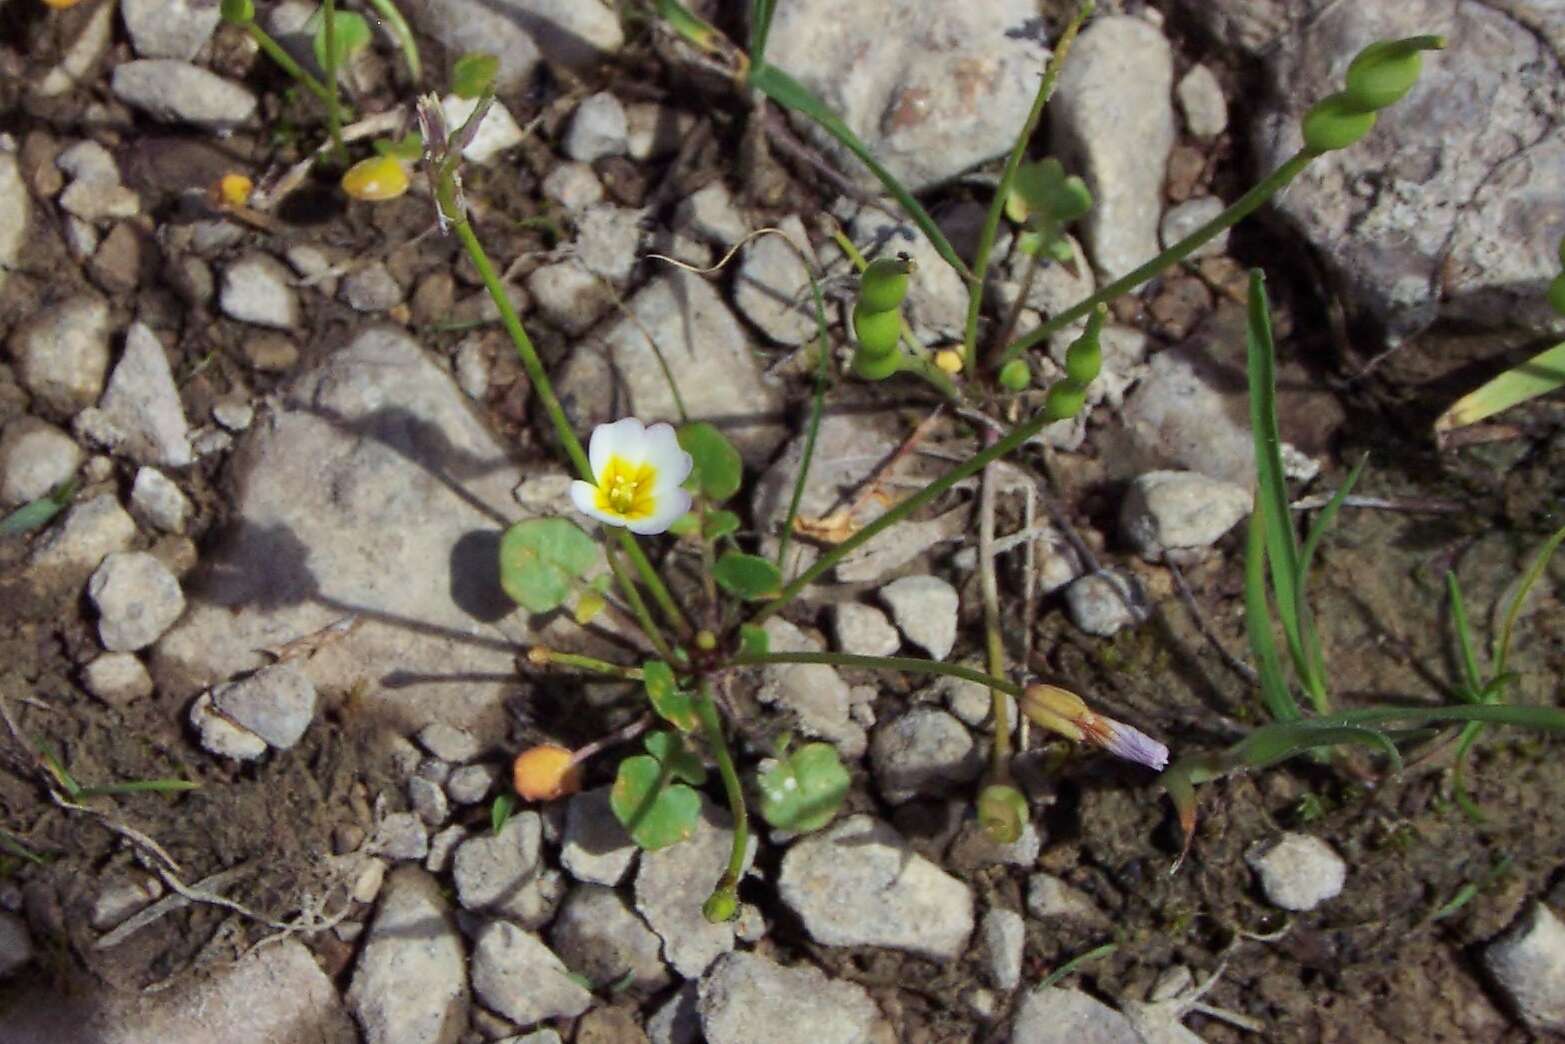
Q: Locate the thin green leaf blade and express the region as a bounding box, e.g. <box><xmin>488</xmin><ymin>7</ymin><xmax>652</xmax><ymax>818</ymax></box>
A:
<box><xmin>747</xmin><ymin>62</ymin><xmax>970</xmax><ymax>280</ymax></box>
<box><xmin>1436</xmin><ymin>340</ymin><xmax>1565</xmax><ymax>433</ymax></box>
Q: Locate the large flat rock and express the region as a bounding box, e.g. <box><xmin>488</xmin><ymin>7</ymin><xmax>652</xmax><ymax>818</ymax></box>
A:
<box><xmin>153</xmin><ymin>326</ymin><xmax>537</xmax><ymax>743</ymax></box>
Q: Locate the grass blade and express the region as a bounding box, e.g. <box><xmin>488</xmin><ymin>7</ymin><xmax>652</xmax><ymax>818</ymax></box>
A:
<box><xmin>1435</xmin><ymin>340</ymin><xmax>1565</xmax><ymax>433</ymax></box>
<box><xmin>1494</xmin><ymin>523</ymin><xmax>1565</xmax><ymax>677</ymax></box>
<box><xmin>1291</xmin><ymin>452</ymin><xmax>1368</xmax><ymax>708</ymax></box>
<box><xmin>1245</xmin><ymin>272</ymin><xmax>1308</xmax><ymax>683</ymax></box>
<box><xmin>361</xmin><ymin>0</ymin><xmax>421</xmax><ymax>82</ymax></box>
<box><xmin>748</xmin><ymin>0</ymin><xmax>777</xmax><ymax>65</ymax></box>
<box><xmin>1037</xmin><ymin>943</ymin><xmax>1118</xmax><ymax>989</ymax></box>
<box><xmin>776</xmin><ymin>268</ymin><xmax>832</xmax><ymax>573</ymax></box>
<box><xmin>1445</xmin><ymin>571</ymin><xmax>1483</xmax><ymax>700</ymax></box>
<box><xmin>0</xmin><ymin>479</ymin><xmax>77</xmax><ymax>538</ymax></box>
<box><xmin>1245</xmin><ymin>504</ymin><xmax>1299</xmax><ymax>722</ymax></box>
<box><xmin>747</xmin><ymin>61</ymin><xmax>971</xmax><ymax>280</ymax></box>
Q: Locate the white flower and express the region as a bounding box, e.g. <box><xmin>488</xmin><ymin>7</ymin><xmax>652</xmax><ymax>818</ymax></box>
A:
<box><xmin>570</xmin><ymin>418</ymin><xmax>693</xmax><ymax>535</ymax></box>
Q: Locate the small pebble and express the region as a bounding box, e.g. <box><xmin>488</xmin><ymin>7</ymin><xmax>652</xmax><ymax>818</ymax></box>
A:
<box><xmin>1245</xmin><ymin>832</ymin><xmax>1346</xmax><ymax>911</ymax></box>
<box><xmin>87</xmin><ymin>551</ymin><xmax>186</xmax><ymax>652</ymax></box>
<box><xmin>563</xmin><ymin>91</ymin><xmax>628</xmax><ymax>163</ymax></box>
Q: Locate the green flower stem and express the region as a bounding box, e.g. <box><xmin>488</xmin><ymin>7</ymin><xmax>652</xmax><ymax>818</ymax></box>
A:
<box><xmin>962</xmin><ymin>0</ymin><xmax>1092</xmax><ymax>373</ymax></box>
<box><xmin>730</xmin><ymin>650</ymin><xmax>1023</xmax><ymax>697</ymax></box>
<box><xmin>695</xmin><ymin>680</ymin><xmax>748</xmax><ymax>901</ymax></box>
<box><xmin>438</xmin><ymin>174</ymin><xmax>689</xmax><ymax>642</ymax></box>
<box><xmin>748</xmin><ymin>393</ymin><xmax>1078</xmax><ymax>625</ymax></box>
<box><xmin>243</xmin><ymin>23</ymin><xmax>336</xmax><ymax>109</ymax></box>
<box><xmin>528</xmin><ymin>646</ymin><xmax>644</xmax><ymax>680</ymax></box>
<box><xmin>321</xmin><ymin>0</ymin><xmax>346</xmax><ymax>162</ymax></box>
<box><xmin>995</xmin><ymin>148</ymin><xmax>1316</xmax><ymax>368</ymax></box>
<box><xmin>978</xmin><ymin>457</ymin><xmax>1013</xmax><ymax>772</ymax></box>
<box><xmin>604</xmin><ymin>544</ymin><xmax>678</xmax><ymax>665</ymax></box>
<box><xmin>363</xmin><ymin>0</ymin><xmax>421</xmax><ymax>82</ymax></box>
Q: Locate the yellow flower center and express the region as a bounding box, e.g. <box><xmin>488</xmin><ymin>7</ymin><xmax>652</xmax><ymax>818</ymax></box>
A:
<box><xmin>595</xmin><ymin>455</ymin><xmax>659</xmax><ymax>520</ymax></box>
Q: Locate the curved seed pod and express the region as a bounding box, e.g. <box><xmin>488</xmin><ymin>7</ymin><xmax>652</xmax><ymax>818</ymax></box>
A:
<box><xmin>858</xmin><ymin>255</ymin><xmax>915</xmax><ymax>313</ymax></box>
<box><xmin>852</xmin><ymin>301</ymin><xmax>902</xmax><ymax>358</ymax></box>
<box><xmin>1042</xmin><ymin>380</ymin><xmax>1087</xmax><ymax>422</ymax></box>
<box><xmin>998</xmin><ymin>358</ymin><xmax>1031</xmax><ymax>391</ymax></box>
<box><xmin>1064</xmin><ymin>306</ymin><xmax>1105</xmax><ymax>386</ymax></box>
<box><xmin>1344</xmin><ymin>36</ymin><xmax>1444</xmax><ymax>111</ymax></box>
<box><xmin>977</xmin><ymin>783</ymin><xmax>1029</xmax><ymax>844</ymax></box>
<box><xmin>341</xmin><ymin>155</ymin><xmax>411</xmax><ymax>201</ymax></box>
<box><xmin>1301</xmin><ymin>93</ymin><xmax>1378</xmax><ymax>155</ymax></box>
<box><xmin>852</xmin><ymin>347</ymin><xmax>902</xmax><ymax>380</ymax></box>
<box><xmin>1548</xmin><ymin>272</ymin><xmax>1565</xmax><ymax>318</ymax></box>
<box><xmin>219</xmin><ymin>0</ymin><xmax>254</xmax><ymax>23</ymax></box>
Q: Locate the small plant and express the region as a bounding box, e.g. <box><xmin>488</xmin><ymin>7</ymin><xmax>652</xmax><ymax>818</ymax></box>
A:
<box><xmin>321</xmin><ymin>2</ymin><xmax>1531</xmax><ymax>916</ymax></box>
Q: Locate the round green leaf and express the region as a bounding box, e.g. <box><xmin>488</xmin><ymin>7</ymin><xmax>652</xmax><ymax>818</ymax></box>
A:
<box><xmin>703</xmin><ymin>510</ymin><xmax>740</xmax><ymax>540</ymax></box>
<box><xmin>498</xmin><ymin>517</ymin><xmax>599</xmax><ymax>614</ymax></box>
<box><xmin>610</xmin><ymin>755</ymin><xmax>702</xmax><ymax>850</ymax></box>
<box><xmin>757</xmin><ymin>742</ymin><xmax>849</xmax><ymax>833</ymax></box>
<box><xmin>713</xmin><ymin>552</ymin><xmax>783</xmax><ymax>600</ymax></box>
<box><xmin>643</xmin><ymin>662</ymin><xmax>699</xmax><ymax>732</ymax></box>
<box><xmin>311</xmin><ymin>9</ymin><xmax>372</xmax><ymax>70</ymax></box>
<box><xmin>643</xmin><ymin>730</ymin><xmax>706</xmax><ymax>785</ymax></box>
<box><xmin>451</xmin><ymin>53</ymin><xmax>499</xmax><ymax>99</ymax></box>
<box><xmin>678</xmin><ymin>422</ymin><xmax>742</xmax><ymax>503</ymax></box>
<box><xmin>739</xmin><ymin>623</ymin><xmax>769</xmax><ymax>657</ymax></box>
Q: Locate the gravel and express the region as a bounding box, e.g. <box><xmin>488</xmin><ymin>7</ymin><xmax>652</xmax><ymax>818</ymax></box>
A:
<box><xmin>870</xmin><ymin>706</ymin><xmax>982</xmax><ymax>804</ymax></box>
<box><xmin>110</xmin><ymin>60</ymin><xmax>257</xmax><ymax>131</ymax></box>
<box><xmin>978</xmin><ymin>908</ymin><xmax>1025</xmax><ymax>992</ymax></box>
<box><xmin>7</xmin><ymin>294</ymin><xmax>112</xmax><ymax>415</ymax></box>
<box><xmin>878</xmin><ymin>575</ymin><xmax>960</xmax><ymax>660</ymax></box>
<box><xmin>635</xmin><ymin>797</ymin><xmax>753</xmax><ymax>978</ymax></box>
<box><xmin>210</xmin><ymin>661</ymin><xmax>318</xmax><ymax>750</ymax></box>
<box><xmin>698</xmin><ymin>951</ymin><xmax>881</xmax><ymax>1044</ymax></box>
<box><xmin>548</xmin><ymin>883</ymin><xmax>671</xmax><ymax>993</ymax></box>
<box><xmin>1482</xmin><ymin>902</ymin><xmax>1565</xmax><ymax>1034</ymax></box>
<box><xmin>777</xmin><ymin>814</ymin><xmax>973</xmax><ymax>960</ymax></box>
<box><xmin>1176</xmin><ymin>63</ymin><xmax>1228</xmax><ymax>139</ymax></box>
<box><xmin>28</xmin><ymin>493</ymin><xmax>136</xmax><ymax>580</ymax></box>
<box><xmin>829</xmin><ymin>602</ymin><xmax>901</xmax><ymax>657</ymax></box>
<box><xmin>1120</xmin><ymin>469</ymin><xmax>1251</xmax><ymax>558</ymax></box>
<box><xmin>1010</xmin><ymin>986</ymin><xmax>1140</xmax><ymax>1043</ymax></box>
<box><xmin>1064</xmin><ymin>570</ymin><xmax>1143</xmax><ymax>637</ymax></box>
<box><xmin>470</xmin><ymin>920</ymin><xmax>592</xmax><ymax>1028</ymax></box>
<box><xmin>560</xmin><ymin>786</ymin><xmax>638</xmax><ymax>886</ymax></box>
<box><xmin>346</xmin><ymin>868</ymin><xmax>468</xmax><ymax>1044</ymax></box>
<box><xmin>120</xmin><ymin>0</ymin><xmax>221</xmax><ymax>59</ymax></box>
<box><xmin>88</xmin><ymin>551</ymin><xmax>186</xmax><ymax>652</ymax></box>
<box><xmin>452</xmin><ymin>811</ymin><xmax>562</xmax><ymax>928</ymax></box>
<box><xmin>0</xmin><ymin>418</ymin><xmax>83</xmax><ymax>508</ymax></box>
<box><xmin>81</xmin><ymin>651</ymin><xmax>155</xmax><ymax>705</ymax></box>
<box><xmin>99</xmin><ymin>322</ymin><xmax>194</xmax><ymax>467</ymax></box>
<box><xmin>563</xmin><ymin>91</ymin><xmax>629</xmax><ymax>163</ymax></box>
<box><xmin>220</xmin><ymin>254</ymin><xmax>301</xmax><ymax>329</ymax></box>
<box><xmin>1245</xmin><ymin>832</ymin><xmax>1347</xmax><ymax>911</ymax></box>
<box><xmin>1049</xmin><ymin>16</ymin><xmax>1175</xmax><ymax>281</ymax></box>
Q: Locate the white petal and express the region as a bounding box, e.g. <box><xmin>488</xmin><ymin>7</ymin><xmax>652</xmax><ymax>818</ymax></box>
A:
<box><xmin>641</xmin><ymin>422</ymin><xmax>694</xmax><ymax>488</ymax></box>
<box><xmin>589</xmin><ymin>417</ymin><xmax>646</xmax><ymax>480</ymax></box>
<box><xmin>569</xmin><ymin>479</ymin><xmax>624</xmax><ymax>528</ymax></box>
<box><xmin>627</xmin><ymin>486</ymin><xmax>691</xmax><ymax>535</ymax></box>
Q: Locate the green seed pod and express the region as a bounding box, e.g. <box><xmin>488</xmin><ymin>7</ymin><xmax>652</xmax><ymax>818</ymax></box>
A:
<box><xmin>1301</xmin><ymin>93</ymin><xmax>1377</xmax><ymax>155</ymax></box>
<box><xmin>858</xmin><ymin>255</ymin><xmax>915</xmax><ymax>314</ymax></box>
<box><xmin>852</xmin><ymin>300</ymin><xmax>902</xmax><ymax>358</ymax></box>
<box><xmin>977</xmin><ymin>784</ymin><xmax>1029</xmax><ymax>845</ymax></box>
<box><xmin>998</xmin><ymin>358</ymin><xmax>1031</xmax><ymax>391</ymax></box>
<box><xmin>1064</xmin><ymin>306</ymin><xmax>1105</xmax><ymax>386</ymax></box>
<box><xmin>1344</xmin><ymin>36</ymin><xmax>1444</xmax><ymax>112</ymax></box>
<box><xmin>1042</xmin><ymin>380</ymin><xmax>1087</xmax><ymax>422</ymax></box>
<box><xmin>852</xmin><ymin>347</ymin><xmax>902</xmax><ymax>381</ymax></box>
<box><xmin>701</xmin><ymin>887</ymin><xmax>738</xmax><ymax>924</ymax></box>
<box><xmin>1548</xmin><ymin>272</ymin><xmax>1565</xmax><ymax>318</ymax></box>
<box><xmin>219</xmin><ymin>0</ymin><xmax>254</xmax><ymax>24</ymax></box>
